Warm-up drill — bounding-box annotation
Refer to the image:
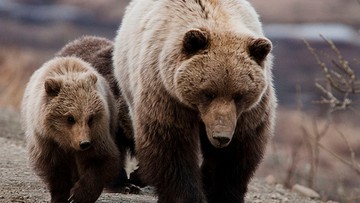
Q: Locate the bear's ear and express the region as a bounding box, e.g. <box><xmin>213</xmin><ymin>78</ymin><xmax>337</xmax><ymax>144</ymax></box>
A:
<box><xmin>88</xmin><ymin>73</ymin><xmax>98</xmax><ymax>85</ymax></box>
<box><xmin>44</xmin><ymin>77</ymin><xmax>62</xmax><ymax>97</ymax></box>
<box><xmin>182</xmin><ymin>28</ymin><xmax>210</xmax><ymax>55</ymax></box>
<box><xmin>248</xmin><ymin>38</ymin><xmax>272</xmax><ymax>65</ymax></box>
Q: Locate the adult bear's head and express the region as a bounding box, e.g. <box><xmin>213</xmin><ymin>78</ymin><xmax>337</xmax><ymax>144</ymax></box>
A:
<box><xmin>174</xmin><ymin>28</ymin><xmax>272</xmax><ymax>148</ymax></box>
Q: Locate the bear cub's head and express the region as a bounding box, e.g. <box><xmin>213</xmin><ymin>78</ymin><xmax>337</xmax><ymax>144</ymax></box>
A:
<box><xmin>175</xmin><ymin>28</ymin><xmax>272</xmax><ymax>148</ymax></box>
<box><xmin>43</xmin><ymin>58</ymin><xmax>110</xmax><ymax>152</ymax></box>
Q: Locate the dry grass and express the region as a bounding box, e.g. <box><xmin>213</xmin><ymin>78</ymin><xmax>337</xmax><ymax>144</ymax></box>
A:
<box><xmin>0</xmin><ymin>47</ymin><xmax>49</xmax><ymax>109</ymax></box>
<box><xmin>258</xmin><ymin>108</ymin><xmax>360</xmax><ymax>202</ymax></box>
<box><xmin>258</xmin><ymin>35</ymin><xmax>360</xmax><ymax>202</ymax></box>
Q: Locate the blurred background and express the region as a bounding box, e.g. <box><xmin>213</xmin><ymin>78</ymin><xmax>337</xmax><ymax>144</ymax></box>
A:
<box><xmin>0</xmin><ymin>0</ymin><xmax>359</xmax><ymax>202</ymax></box>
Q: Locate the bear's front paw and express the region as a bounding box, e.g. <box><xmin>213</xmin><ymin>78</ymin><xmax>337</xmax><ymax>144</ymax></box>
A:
<box><xmin>107</xmin><ymin>183</ymin><xmax>142</xmax><ymax>194</ymax></box>
<box><xmin>67</xmin><ymin>190</ymin><xmax>100</xmax><ymax>203</ymax></box>
<box><xmin>68</xmin><ymin>181</ymin><xmax>103</xmax><ymax>203</ymax></box>
<box><xmin>122</xmin><ymin>183</ymin><xmax>142</xmax><ymax>194</ymax></box>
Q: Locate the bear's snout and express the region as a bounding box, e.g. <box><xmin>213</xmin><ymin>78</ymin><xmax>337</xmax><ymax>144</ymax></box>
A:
<box><xmin>79</xmin><ymin>140</ymin><xmax>92</xmax><ymax>151</ymax></box>
<box><xmin>200</xmin><ymin>99</ymin><xmax>237</xmax><ymax>148</ymax></box>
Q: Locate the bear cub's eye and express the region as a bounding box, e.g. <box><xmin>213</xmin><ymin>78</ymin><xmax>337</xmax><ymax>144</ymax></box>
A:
<box><xmin>67</xmin><ymin>116</ymin><xmax>75</xmax><ymax>125</ymax></box>
<box><xmin>234</xmin><ymin>94</ymin><xmax>243</xmax><ymax>103</ymax></box>
<box><xmin>202</xmin><ymin>90</ymin><xmax>216</xmax><ymax>101</ymax></box>
<box><xmin>88</xmin><ymin>116</ymin><xmax>94</xmax><ymax>127</ymax></box>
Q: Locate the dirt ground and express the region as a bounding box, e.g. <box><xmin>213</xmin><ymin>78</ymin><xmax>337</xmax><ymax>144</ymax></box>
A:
<box><xmin>0</xmin><ymin>108</ymin><xmax>327</xmax><ymax>203</ymax></box>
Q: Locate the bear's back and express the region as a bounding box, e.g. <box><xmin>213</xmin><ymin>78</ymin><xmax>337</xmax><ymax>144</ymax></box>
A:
<box><xmin>122</xmin><ymin>0</ymin><xmax>262</xmax><ymax>33</ymax></box>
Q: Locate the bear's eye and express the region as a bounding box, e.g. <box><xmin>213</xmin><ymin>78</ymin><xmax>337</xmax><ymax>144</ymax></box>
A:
<box><xmin>202</xmin><ymin>90</ymin><xmax>216</xmax><ymax>101</ymax></box>
<box><xmin>88</xmin><ymin>116</ymin><xmax>94</xmax><ymax>127</ymax></box>
<box><xmin>67</xmin><ymin>116</ymin><xmax>75</xmax><ymax>125</ymax></box>
<box><xmin>234</xmin><ymin>94</ymin><xmax>243</xmax><ymax>103</ymax></box>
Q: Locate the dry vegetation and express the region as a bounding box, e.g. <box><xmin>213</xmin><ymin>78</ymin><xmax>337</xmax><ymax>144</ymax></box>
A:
<box><xmin>258</xmin><ymin>38</ymin><xmax>360</xmax><ymax>202</ymax></box>
<box><xmin>302</xmin><ymin>37</ymin><xmax>360</xmax><ymax>201</ymax></box>
<box><xmin>0</xmin><ymin>47</ymin><xmax>49</xmax><ymax>109</ymax></box>
<box><xmin>259</xmin><ymin>109</ymin><xmax>360</xmax><ymax>202</ymax></box>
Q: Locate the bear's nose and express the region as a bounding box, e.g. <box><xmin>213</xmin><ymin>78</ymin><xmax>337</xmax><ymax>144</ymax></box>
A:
<box><xmin>79</xmin><ymin>140</ymin><xmax>91</xmax><ymax>150</ymax></box>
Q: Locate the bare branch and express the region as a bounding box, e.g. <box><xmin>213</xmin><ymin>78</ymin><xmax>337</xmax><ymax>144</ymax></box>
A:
<box><xmin>317</xmin><ymin>141</ymin><xmax>360</xmax><ymax>176</ymax></box>
<box><xmin>314</xmin><ymin>82</ymin><xmax>352</xmax><ymax>111</ymax></box>
<box><xmin>334</xmin><ymin>127</ymin><xmax>359</xmax><ymax>170</ymax></box>
<box><xmin>320</xmin><ymin>35</ymin><xmax>356</xmax><ymax>81</ymax></box>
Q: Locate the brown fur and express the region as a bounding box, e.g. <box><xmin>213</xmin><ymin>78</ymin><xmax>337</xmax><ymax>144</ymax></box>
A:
<box><xmin>114</xmin><ymin>0</ymin><xmax>277</xmax><ymax>202</ymax></box>
<box><xmin>21</xmin><ymin>57</ymin><xmax>120</xmax><ymax>203</ymax></box>
<box><xmin>56</xmin><ymin>36</ymin><xmax>143</xmax><ymax>191</ymax></box>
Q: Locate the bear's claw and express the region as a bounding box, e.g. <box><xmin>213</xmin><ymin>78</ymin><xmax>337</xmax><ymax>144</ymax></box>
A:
<box><xmin>67</xmin><ymin>194</ymin><xmax>76</xmax><ymax>203</ymax></box>
<box><xmin>124</xmin><ymin>184</ymin><xmax>141</xmax><ymax>194</ymax></box>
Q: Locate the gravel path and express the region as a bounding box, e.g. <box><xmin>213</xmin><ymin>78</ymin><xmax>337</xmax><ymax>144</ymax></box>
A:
<box><xmin>0</xmin><ymin>108</ymin><xmax>327</xmax><ymax>203</ymax></box>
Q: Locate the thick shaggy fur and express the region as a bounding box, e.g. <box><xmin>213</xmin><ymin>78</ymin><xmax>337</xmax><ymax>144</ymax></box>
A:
<box><xmin>114</xmin><ymin>0</ymin><xmax>277</xmax><ymax>202</ymax></box>
<box><xmin>22</xmin><ymin>57</ymin><xmax>120</xmax><ymax>203</ymax></box>
<box><xmin>56</xmin><ymin>36</ymin><xmax>144</xmax><ymax>191</ymax></box>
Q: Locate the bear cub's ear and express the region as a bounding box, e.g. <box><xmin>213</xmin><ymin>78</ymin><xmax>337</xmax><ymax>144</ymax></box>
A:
<box><xmin>248</xmin><ymin>38</ymin><xmax>272</xmax><ymax>65</ymax></box>
<box><xmin>88</xmin><ymin>73</ymin><xmax>98</xmax><ymax>85</ymax></box>
<box><xmin>44</xmin><ymin>77</ymin><xmax>62</xmax><ymax>97</ymax></box>
<box><xmin>182</xmin><ymin>28</ymin><xmax>210</xmax><ymax>55</ymax></box>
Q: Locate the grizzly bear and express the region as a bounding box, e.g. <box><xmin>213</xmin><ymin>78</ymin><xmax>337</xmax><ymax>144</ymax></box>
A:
<box><xmin>113</xmin><ymin>0</ymin><xmax>277</xmax><ymax>202</ymax></box>
<box><xmin>56</xmin><ymin>36</ymin><xmax>144</xmax><ymax>191</ymax></box>
<box><xmin>21</xmin><ymin>57</ymin><xmax>121</xmax><ymax>203</ymax></box>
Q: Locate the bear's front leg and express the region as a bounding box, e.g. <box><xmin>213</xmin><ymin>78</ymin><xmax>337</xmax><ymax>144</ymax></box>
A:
<box><xmin>32</xmin><ymin>148</ymin><xmax>74</xmax><ymax>203</ymax></box>
<box><xmin>69</xmin><ymin>154</ymin><xmax>118</xmax><ymax>203</ymax></box>
<box><xmin>135</xmin><ymin>111</ymin><xmax>206</xmax><ymax>203</ymax></box>
<box><xmin>68</xmin><ymin>166</ymin><xmax>104</xmax><ymax>203</ymax></box>
<box><xmin>46</xmin><ymin>164</ymin><xmax>73</xmax><ymax>203</ymax></box>
<box><xmin>200</xmin><ymin>121</ymin><xmax>268</xmax><ymax>203</ymax></box>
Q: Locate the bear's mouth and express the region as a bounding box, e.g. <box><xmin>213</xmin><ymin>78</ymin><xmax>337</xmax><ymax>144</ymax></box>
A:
<box><xmin>207</xmin><ymin>129</ymin><xmax>234</xmax><ymax>148</ymax></box>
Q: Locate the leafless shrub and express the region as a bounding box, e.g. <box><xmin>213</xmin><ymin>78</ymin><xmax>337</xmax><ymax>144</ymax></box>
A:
<box><xmin>299</xmin><ymin>36</ymin><xmax>360</xmax><ymax>201</ymax></box>
<box><xmin>283</xmin><ymin>139</ymin><xmax>303</xmax><ymax>188</ymax></box>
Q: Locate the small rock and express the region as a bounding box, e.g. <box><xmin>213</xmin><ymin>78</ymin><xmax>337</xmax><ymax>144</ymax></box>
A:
<box><xmin>292</xmin><ymin>184</ymin><xmax>320</xmax><ymax>199</ymax></box>
<box><xmin>271</xmin><ymin>193</ymin><xmax>282</xmax><ymax>200</ymax></box>
<box><xmin>275</xmin><ymin>184</ymin><xmax>286</xmax><ymax>195</ymax></box>
<box><xmin>270</xmin><ymin>194</ymin><xmax>276</xmax><ymax>199</ymax></box>
<box><xmin>281</xmin><ymin>197</ymin><xmax>289</xmax><ymax>203</ymax></box>
<box><xmin>275</xmin><ymin>184</ymin><xmax>283</xmax><ymax>189</ymax></box>
<box><xmin>252</xmin><ymin>194</ymin><xmax>260</xmax><ymax>199</ymax></box>
<box><xmin>265</xmin><ymin>174</ymin><xmax>277</xmax><ymax>185</ymax></box>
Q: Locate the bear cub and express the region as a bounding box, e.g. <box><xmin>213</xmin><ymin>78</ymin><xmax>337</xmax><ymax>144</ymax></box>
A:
<box><xmin>22</xmin><ymin>56</ymin><xmax>120</xmax><ymax>203</ymax></box>
<box><xmin>56</xmin><ymin>36</ymin><xmax>145</xmax><ymax>191</ymax></box>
